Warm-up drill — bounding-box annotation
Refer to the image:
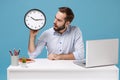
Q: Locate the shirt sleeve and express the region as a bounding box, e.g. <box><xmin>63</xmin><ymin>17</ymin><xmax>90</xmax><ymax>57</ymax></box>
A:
<box><xmin>73</xmin><ymin>27</ymin><xmax>84</xmax><ymax>60</ymax></box>
<box><xmin>28</xmin><ymin>32</ymin><xmax>47</xmax><ymax>59</ymax></box>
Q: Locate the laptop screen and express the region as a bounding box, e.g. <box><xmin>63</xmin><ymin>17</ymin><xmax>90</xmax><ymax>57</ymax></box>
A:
<box><xmin>86</xmin><ymin>38</ymin><xmax>119</xmax><ymax>67</ymax></box>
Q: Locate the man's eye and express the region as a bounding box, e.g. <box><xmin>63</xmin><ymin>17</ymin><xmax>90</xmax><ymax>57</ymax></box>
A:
<box><xmin>57</xmin><ymin>19</ymin><xmax>63</xmax><ymax>22</ymax></box>
<box><xmin>58</xmin><ymin>20</ymin><xmax>61</xmax><ymax>22</ymax></box>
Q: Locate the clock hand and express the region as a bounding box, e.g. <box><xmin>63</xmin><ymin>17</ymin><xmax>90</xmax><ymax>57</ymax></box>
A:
<box><xmin>31</xmin><ymin>17</ymin><xmax>44</xmax><ymax>21</ymax></box>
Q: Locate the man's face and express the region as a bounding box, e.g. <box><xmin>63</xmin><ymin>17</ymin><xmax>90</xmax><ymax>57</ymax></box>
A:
<box><xmin>53</xmin><ymin>11</ymin><xmax>67</xmax><ymax>33</ymax></box>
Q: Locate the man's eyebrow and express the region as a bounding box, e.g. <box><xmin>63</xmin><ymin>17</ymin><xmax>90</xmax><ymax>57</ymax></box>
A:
<box><xmin>55</xmin><ymin>16</ymin><xmax>62</xmax><ymax>21</ymax></box>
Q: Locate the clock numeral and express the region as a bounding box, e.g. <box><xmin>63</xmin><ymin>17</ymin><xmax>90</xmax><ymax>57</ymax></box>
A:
<box><xmin>30</xmin><ymin>12</ymin><xmax>32</xmax><ymax>14</ymax></box>
<box><xmin>35</xmin><ymin>27</ymin><xmax>37</xmax><ymax>29</ymax></box>
<box><xmin>27</xmin><ymin>23</ymin><xmax>29</xmax><ymax>25</ymax></box>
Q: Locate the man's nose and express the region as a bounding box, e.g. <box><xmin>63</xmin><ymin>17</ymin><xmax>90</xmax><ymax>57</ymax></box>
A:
<box><xmin>54</xmin><ymin>19</ymin><xmax>57</xmax><ymax>23</ymax></box>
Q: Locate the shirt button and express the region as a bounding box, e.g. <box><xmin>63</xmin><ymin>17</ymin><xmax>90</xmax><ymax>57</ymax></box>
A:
<box><xmin>60</xmin><ymin>42</ymin><xmax>62</xmax><ymax>44</ymax></box>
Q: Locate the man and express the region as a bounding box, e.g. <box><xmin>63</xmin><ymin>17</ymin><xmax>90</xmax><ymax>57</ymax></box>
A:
<box><xmin>28</xmin><ymin>7</ymin><xmax>84</xmax><ymax>60</ymax></box>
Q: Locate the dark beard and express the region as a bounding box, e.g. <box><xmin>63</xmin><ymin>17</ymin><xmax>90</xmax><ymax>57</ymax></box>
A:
<box><xmin>54</xmin><ymin>26</ymin><xmax>66</xmax><ymax>32</ymax></box>
<box><xmin>54</xmin><ymin>22</ymin><xmax>66</xmax><ymax>33</ymax></box>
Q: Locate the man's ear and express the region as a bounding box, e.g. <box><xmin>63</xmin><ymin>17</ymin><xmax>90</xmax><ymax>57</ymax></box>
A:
<box><xmin>65</xmin><ymin>21</ymin><xmax>70</xmax><ymax>26</ymax></box>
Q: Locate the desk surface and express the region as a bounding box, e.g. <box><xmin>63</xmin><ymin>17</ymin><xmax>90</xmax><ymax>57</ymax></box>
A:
<box><xmin>7</xmin><ymin>58</ymin><xmax>118</xmax><ymax>71</ymax></box>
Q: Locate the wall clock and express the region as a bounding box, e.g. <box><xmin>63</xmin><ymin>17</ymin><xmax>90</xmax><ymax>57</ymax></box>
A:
<box><xmin>24</xmin><ymin>9</ymin><xmax>46</xmax><ymax>30</ymax></box>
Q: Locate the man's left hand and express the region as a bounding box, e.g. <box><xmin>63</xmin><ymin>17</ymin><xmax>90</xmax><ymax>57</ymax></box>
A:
<box><xmin>48</xmin><ymin>54</ymin><xmax>62</xmax><ymax>60</ymax></box>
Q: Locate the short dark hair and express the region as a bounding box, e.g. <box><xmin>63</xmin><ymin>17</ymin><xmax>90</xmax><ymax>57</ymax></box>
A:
<box><xmin>59</xmin><ymin>7</ymin><xmax>74</xmax><ymax>22</ymax></box>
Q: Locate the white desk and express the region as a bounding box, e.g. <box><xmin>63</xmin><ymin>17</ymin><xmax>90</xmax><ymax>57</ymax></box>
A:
<box><xmin>7</xmin><ymin>58</ymin><xmax>119</xmax><ymax>80</ymax></box>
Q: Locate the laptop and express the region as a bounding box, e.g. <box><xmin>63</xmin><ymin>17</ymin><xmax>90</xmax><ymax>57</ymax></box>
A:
<box><xmin>73</xmin><ymin>38</ymin><xmax>119</xmax><ymax>68</ymax></box>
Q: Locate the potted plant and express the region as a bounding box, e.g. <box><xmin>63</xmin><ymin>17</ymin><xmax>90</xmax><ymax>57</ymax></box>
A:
<box><xmin>21</xmin><ymin>57</ymin><xmax>27</xmax><ymax>67</ymax></box>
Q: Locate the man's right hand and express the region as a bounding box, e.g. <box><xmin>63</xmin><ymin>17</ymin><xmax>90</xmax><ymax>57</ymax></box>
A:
<box><xmin>30</xmin><ymin>30</ymin><xmax>39</xmax><ymax>37</ymax></box>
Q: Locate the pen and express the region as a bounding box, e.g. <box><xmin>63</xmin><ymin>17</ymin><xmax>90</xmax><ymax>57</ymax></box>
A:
<box><xmin>18</xmin><ymin>49</ymin><xmax>20</xmax><ymax>55</ymax></box>
<box><xmin>14</xmin><ymin>49</ymin><xmax>19</xmax><ymax>56</ymax></box>
<box><xmin>14</xmin><ymin>48</ymin><xmax>16</xmax><ymax>56</ymax></box>
<box><xmin>9</xmin><ymin>50</ymin><xmax>13</xmax><ymax>56</ymax></box>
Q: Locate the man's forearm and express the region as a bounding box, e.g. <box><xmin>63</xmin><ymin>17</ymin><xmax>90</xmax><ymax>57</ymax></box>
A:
<box><xmin>60</xmin><ymin>53</ymin><xmax>75</xmax><ymax>60</ymax></box>
<box><xmin>52</xmin><ymin>53</ymin><xmax>75</xmax><ymax>60</ymax></box>
<box><xmin>28</xmin><ymin>36</ymin><xmax>36</xmax><ymax>53</ymax></box>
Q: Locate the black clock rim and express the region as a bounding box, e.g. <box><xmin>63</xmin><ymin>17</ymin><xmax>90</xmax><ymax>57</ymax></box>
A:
<box><xmin>24</xmin><ymin>8</ymin><xmax>46</xmax><ymax>30</ymax></box>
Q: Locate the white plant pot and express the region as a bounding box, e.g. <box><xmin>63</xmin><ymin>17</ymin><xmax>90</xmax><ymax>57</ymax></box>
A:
<box><xmin>21</xmin><ymin>63</ymin><xmax>27</xmax><ymax>68</ymax></box>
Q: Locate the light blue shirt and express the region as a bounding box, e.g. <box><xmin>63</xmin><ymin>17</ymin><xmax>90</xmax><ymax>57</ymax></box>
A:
<box><xmin>28</xmin><ymin>25</ymin><xmax>84</xmax><ymax>60</ymax></box>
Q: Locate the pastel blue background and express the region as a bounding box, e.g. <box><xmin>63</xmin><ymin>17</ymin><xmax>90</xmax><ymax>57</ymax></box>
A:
<box><xmin>0</xmin><ymin>0</ymin><xmax>119</xmax><ymax>80</ymax></box>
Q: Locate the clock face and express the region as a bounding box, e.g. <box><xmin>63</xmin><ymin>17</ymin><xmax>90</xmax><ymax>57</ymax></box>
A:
<box><xmin>24</xmin><ymin>9</ymin><xmax>46</xmax><ymax>30</ymax></box>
